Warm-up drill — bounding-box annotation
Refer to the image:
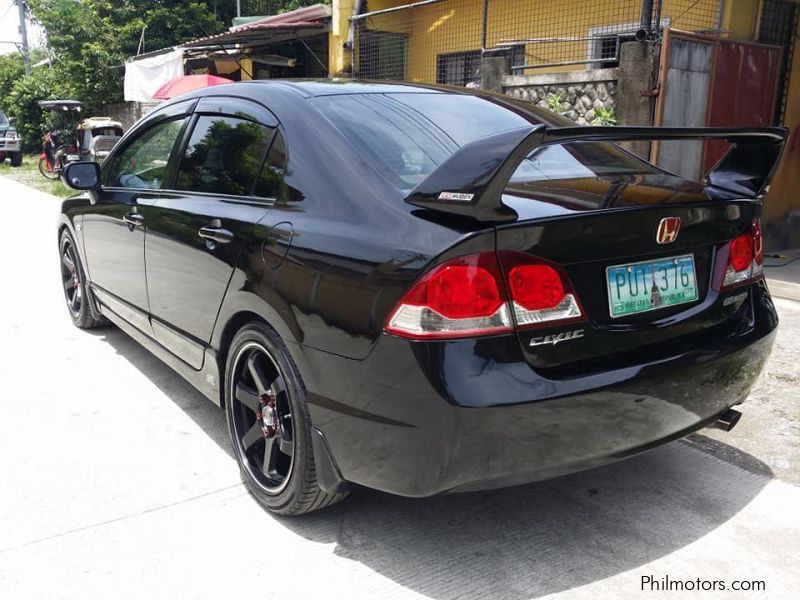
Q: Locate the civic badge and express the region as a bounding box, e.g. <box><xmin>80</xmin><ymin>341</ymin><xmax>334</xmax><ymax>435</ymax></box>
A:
<box><xmin>656</xmin><ymin>217</ymin><xmax>681</xmax><ymax>244</ymax></box>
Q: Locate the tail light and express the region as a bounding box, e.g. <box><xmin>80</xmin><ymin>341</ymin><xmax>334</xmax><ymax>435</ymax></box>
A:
<box><xmin>385</xmin><ymin>251</ymin><xmax>584</xmax><ymax>340</ymax></box>
<box><xmin>499</xmin><ymin>251</ymin><xmax>584</xmax><ymax>329</ymax></box>
<box><xmin>722</xmin><ymin>219</ymin><xmax>764</xmax><ymax>290</ymax></box>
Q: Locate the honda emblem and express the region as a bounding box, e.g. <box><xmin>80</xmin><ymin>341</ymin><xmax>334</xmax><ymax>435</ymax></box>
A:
<box><xmin>656</xmin><ymin>217</ymin><xmax>681</xmax><ymax>244</ymax></box>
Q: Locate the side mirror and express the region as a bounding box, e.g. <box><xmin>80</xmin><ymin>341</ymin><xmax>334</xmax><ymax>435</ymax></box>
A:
<box><xmin>62</xmin><ymin>161</ymin><xmax>101</xmax><ymax>191</ymax></box>
<box><xmin>7</xmin><ymin>117</ymin><xmax>15</xmax><ymax>126</ymax></box>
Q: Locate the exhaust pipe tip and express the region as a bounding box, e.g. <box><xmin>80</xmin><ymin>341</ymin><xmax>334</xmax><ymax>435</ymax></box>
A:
<box><xmin>711</xmin><ymin>408</ymin><xmax>742</xmax><ymax>432</ymax></box>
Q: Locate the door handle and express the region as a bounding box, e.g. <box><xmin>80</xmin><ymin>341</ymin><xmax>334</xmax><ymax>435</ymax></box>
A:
<box><xmin>198</xmin><ymin>225</ymin><xmax>234</xmax><ymax>244</ymax></box>
<box><xmin>123</xmin><ymin>212</ymin><xmax>144</xmax><ymax>228</ymax></box>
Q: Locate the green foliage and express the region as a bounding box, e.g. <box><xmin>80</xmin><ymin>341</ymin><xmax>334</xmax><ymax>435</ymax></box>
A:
<box><xmin>546</xmin><ymin>93</ymin><xmax>570</xmax><ymax>116</ymax></box>
<box><xmin>594</xmin><ymin>106</ymin><xmax>618</xmax><ymax>126</ymax></box>
<box><xmin>0</xmin><ymin>54</ymin><xmax>26</xmax><ymax>114</ymax></box>
<box><xmin>0</xmin><ymin>0</ymin><xmax>325</xmax><ymax>151</ymax></box>
<box><xmin>6</xmin><ymin>67</ymin><xmax>82</xmax><ymax>152</ymax></box>
<box><xmin>243</xmin><ymin>1</ymin><xmax>331</xmax><ymax>15</ymax></box>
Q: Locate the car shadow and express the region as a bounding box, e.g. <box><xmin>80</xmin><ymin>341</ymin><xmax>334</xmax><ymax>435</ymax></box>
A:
<box><xmin>94</xmin><ymin>325</ymin><xmax>774</xmax><ymax>600</ymax></box>
<box><xmin>86</xmin><ymin>326</ymin><xmax>234</xmax><ymax>459</ymax></box>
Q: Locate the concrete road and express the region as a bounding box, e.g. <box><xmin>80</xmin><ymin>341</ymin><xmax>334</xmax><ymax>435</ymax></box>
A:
<box><xmin>1</xmin><ymin>177</ymin><xmax>799</xmax><ymax>600</ymax></box>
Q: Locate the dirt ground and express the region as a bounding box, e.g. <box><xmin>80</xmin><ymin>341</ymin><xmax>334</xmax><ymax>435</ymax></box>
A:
<box><xmin>0</xmin><ymin>153</ymin><xmax>72</xmax><ymax>197</ymax></box>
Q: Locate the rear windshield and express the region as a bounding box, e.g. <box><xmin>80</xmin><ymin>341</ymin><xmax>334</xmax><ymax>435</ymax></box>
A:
<box><xmin>91</xmin><ymin>127</ymin><xmax>123</xmax><ymax>137</ymax></box>
<box><xmin>316</xmin><ymin>93</ymin><xmax>657</xmax><ymax>190</ymax></box>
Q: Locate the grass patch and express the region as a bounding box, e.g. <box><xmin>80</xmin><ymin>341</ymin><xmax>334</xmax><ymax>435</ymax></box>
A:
<box><xmin>0</xmin><ymin>154</ymin><xmax>73</xmax><ymax>197</ymax></box>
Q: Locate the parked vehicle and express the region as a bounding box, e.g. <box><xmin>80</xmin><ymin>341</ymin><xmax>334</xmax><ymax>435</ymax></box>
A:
<box><xmin>57</xmin><ymin>81</ymin><xmax>787</xmax><ymax>515</ymax></box>
<box><xmin>0</xmin><ymin>110</ymin><xmax>22</xmax><ymax>167</ymax></box>
<box><xmin>76</xmin><ymin>116</ymin><xmax>124</xmax><ymax>162</ymax></box>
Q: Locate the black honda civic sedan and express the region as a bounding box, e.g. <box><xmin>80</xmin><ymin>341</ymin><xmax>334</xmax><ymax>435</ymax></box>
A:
<box><xmin>57</xmin><ymin>80</ymin><xmax>786</xmax><ymax>515</ymax></box>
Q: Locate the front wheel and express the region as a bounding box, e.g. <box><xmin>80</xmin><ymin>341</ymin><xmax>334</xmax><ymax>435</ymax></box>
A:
<box><xmin>224</xmin><ymin>322</ymin><xmax>348</xmax><ymax>515</ymax></box>
<box><xmin>10</xmin><ymin>152</ymin><xmax>22</xmax><ymax>167</ymax></box>
<box><xmin>59</xmin><ymin>229</ymin><xmax>106</xmax><ymax>329</ymax></box>
<box><xmin>39</xmin><ymin>156</ymin><xmax>58</xmax><ymax>179</ymax></box>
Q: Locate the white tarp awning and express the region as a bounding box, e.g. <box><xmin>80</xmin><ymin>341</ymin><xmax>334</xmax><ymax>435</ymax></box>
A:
<box><xmin>124</xmin><ymin>48</ymin><xmax>184</xmax><ymax>103</ymax></box>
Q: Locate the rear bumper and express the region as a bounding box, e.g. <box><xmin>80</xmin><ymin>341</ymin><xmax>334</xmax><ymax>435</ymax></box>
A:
<box><xmin>306</xmin><ymin>282</ymin><xmax>777</xmax><ymax>497</ymax></box>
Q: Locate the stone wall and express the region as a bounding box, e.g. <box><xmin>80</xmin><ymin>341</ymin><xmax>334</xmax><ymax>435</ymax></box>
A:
<box><xmin>101</xmin><ymin>101</ymin><xmax>160</xmax><ymax>131</ymax></box>
<box><xmin>502</xmin><ymin>68</ymin><xmax>618</xmax><ymax>126</ymax></box>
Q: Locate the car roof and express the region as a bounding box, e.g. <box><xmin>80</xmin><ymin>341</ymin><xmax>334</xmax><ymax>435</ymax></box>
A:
<box><xmin>160</xmin><ymin>79</ymin><xmax>573</xmax><ymax>130</ymax></box>
<box><xmin>253</xmin><ymin>79</ymin><xmax>450</xmax><ymax>98</ymax></box>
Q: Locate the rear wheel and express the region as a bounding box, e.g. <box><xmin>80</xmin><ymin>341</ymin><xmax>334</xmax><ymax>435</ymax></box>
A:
<box><xmin>39</xmin><ymin>157</ymin><xmax>58</xmax><ymax>179</ymax></box>
<box><xmin>59</xmin><ymin>229</ymin><xmax>106</xmax><ymax>329</ymax></box>
<box><xmin>10</xmin><ymin>152</ymin><xmax>21</xmax><ymax>167</ymax></box>
<box><xmin>224</xmin><ymin>322</ymin><xmax>348</xmax><ymax>515</ymax></box>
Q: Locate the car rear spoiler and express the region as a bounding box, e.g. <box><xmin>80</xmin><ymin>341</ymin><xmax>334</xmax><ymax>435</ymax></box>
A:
<box><xmin>404</xmin><ymin>125</ymin><xmax>788</xmax><ymax>223</ymax></box>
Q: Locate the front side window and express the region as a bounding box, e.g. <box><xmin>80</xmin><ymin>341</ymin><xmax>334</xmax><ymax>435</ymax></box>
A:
<box><xmin>105</xmin><ymin>117</ymin><xmax>186</xmax><ymax>189</ymax></box>
<box><xmin>175</xmin><ymin>116</ymin><xmax>273</xmax><ymax>196</ymax></box>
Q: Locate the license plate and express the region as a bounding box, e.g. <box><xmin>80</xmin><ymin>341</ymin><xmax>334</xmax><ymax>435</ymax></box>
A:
<box><xmin>66</xmin><ymin>154</ymin><xmax>79</xmax><ymax>161</ymax></box>
<box><xmin>606</xmin><ymin>254</ymin><xmax>698</xmax><ymax>318</ymax></box>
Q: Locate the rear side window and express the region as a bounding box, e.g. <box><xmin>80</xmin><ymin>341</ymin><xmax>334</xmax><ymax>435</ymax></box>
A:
<box><xmin>254</xmin><ymin>129</ymin><xmax>290</xmax><ymax>201</ymax></box>
<box><xmin>175</xmin><ymin>116</ymin><xmax>273</xmax><ymax>196</ymax></box>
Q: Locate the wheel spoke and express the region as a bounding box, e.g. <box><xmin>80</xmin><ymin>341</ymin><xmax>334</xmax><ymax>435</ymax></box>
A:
<box><xmin>247</xmin><ymin>353</ymin><xmax>270</xmax><ymax>395</ymax></box>
<box><xmin>240</xmin><ymin>422</ymin><xmax>263</xmax><ymax>451</ymax></box>
<box><xmin>271</xmin><ymin>376</ymin><xmax>286</xmax><ymax>398</ymax></box>
<box><xmin>278</xmin><ymin>435</ymin><xmax>293</xmax><ymax>457</ymax></box>
<box><xmin>262</xmin><ymin>439</ymin><xmax>276</xmax><ymax>475</ymax></box>
<box><xmin>62</xmin><ymin>253</ymin><xmax>75</xmax><ymax>272</ymax></box>
<box><xmin>69</xmin><ymin>290</ymin><xmax>80</xmax><ymax>309</ymax></box>
<box><xmin>63</xmin><ymin>277</ymin><xmax>75</xmax><ymax>291</ymax></box>
<box><xmin>235</xmin><ymin>382</ymin><xmax>260</xmax><ymax>412</ymax></box>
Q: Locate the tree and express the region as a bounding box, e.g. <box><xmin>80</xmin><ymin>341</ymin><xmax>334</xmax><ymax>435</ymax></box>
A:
<box><xmin>242</xmin><ymin>1</ymin><xmax>331</xmax><ymax>15</ymax></box>
<box><xmin>0</xmin><ymin>54</ymin><xmax>26</xmax><ymax>114</ymax></box>
<box><xmin>1</xmin><ymin>0</ymin><xmax>329</xmax><ymax>150</ymax></box>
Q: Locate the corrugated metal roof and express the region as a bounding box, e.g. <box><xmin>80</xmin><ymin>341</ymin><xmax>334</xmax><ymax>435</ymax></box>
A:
<box><xmin>181</xmin><ymin>3</ymin><xmax>331</xmax><ymax>50</ymax></box>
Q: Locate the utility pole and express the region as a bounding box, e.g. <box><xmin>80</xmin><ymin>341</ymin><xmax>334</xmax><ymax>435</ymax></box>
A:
<box><xmin>17</xmin><ymin>0</ymin><xmax>31</xmax><ymax>75</ymax></box>
<box><xmin>236</xmin><ymin>0</ymin><xmax>241</xmax><ymax>18</ymax></box>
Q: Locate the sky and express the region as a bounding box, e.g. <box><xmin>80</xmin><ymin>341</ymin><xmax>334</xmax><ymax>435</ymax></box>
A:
<box><xmin>0</xmin><ymin>0</ymin><xmax>43</xmax><ymax>57</ymax></box>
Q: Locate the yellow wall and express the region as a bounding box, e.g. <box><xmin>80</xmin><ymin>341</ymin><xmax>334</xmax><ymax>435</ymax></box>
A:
<box><xmin>330</xmin><ymin>0</ymin><xmax>356</xmax><ymax>75</ymax></box>
<box><xmin>353</xmin><ymin>0</ymin><xmax>719</xmax><ymax>82</ymax></box>
<box><xmin>763</xmin><ymin>3</ymin><xmax>800</xmax><ymax>246</ymax></box>
<box><xmin>721</xmin><ymin>0</ymin><xmax>761</xmax><ymax>40</ymax></box>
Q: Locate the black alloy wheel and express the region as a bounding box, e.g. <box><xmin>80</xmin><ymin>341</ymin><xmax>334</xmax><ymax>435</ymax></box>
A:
<box><xmin>229</xmin><ymin>342</ymin><xmax>295</xmax><ymax>494</ymax></box>
<box><xmin>59</xmin><ymin>230</ymin><xmax>106</xmax><ymax>329</ymax></box>
<box><xmin>225</xmin><ymin>323</ymin><xmax>348</xmax><ymax>514</ymax></box>
<box><xmin>61</xmin><ymin>235</ymin><xmax>83</xmax><ymax>320</ymax></box>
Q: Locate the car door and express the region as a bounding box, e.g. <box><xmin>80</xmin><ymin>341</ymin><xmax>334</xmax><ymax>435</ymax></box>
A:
<box><xmin>81</xmin><ymin>101</ymin><xmax>192</xmax><ymax>334</ymax></box>
<box><xmin>143</xmin><ymin>98</ymin><xmax>278</xmax><ymax>368</ymax></box>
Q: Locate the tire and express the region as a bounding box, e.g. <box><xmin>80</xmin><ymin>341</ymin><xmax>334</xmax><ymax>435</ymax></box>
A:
<box><xmin>59</xmin><ymin>229</ymin><xmax>107</xmax><ymax>329</ymax></box>
<box><xmin>10</xmin><ymin>152</ymin><xmax>22</xmax><ymax>167</ymax></box>
<box><xmin>224</xmin><ymin>322</ymin><xmax>348</xmax><ymax>515</ymax></box>
<box><xmin>39</xmin><ymin>157</ymin><xmax>58</xmax><ymax>179</ymax></box>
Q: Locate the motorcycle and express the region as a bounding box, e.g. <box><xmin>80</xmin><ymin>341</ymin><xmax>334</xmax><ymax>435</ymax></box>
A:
<box><xmin>38</xmin><ymin>129</ymin><xmax>80</xmax><ymax>180</ymax></box>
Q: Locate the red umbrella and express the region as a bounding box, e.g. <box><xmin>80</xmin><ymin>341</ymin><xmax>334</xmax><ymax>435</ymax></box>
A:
<box><xmin>152</xmin><ymin>74</ymin><xmax>233</xmax><ymax>100</ymax></box>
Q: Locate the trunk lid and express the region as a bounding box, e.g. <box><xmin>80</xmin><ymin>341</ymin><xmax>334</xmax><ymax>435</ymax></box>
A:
<box><xmin>496</xmin><ymin>178</ymin><xmax>760</xmax><ymax>373</ymax></box>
